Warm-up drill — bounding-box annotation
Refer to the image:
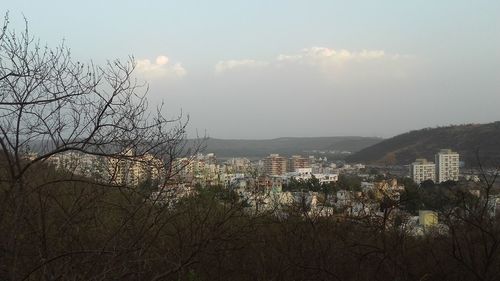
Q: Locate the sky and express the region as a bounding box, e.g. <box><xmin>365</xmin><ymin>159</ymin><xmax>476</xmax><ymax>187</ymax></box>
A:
<box><xmin>2</xmin><ymin>1</ymin><xmax>500</xmax><ymax>139</ymax></box>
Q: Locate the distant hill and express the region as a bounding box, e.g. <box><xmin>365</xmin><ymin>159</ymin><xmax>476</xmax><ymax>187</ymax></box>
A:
<box><xmin>194</xmin><ymin>137</ymin><xmax>383</xmax><ymax>159</ymax></box>
<box><xmin>347</xmin><ymin>122</ymin><xmax>500</xmax><ymax>167</ymax></box>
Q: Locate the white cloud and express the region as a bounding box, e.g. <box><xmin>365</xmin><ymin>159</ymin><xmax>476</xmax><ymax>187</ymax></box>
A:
<box><xmin>276</xmin><ymin>47</ymin><xmax>392</xmax><ymax>64</ymax></box>
<box><xmin>215</xmin><ymin>59</ymin><xmax>268</xmax><ymax>74</ymax></box>
<box><xmin>155</xmin><ymin>55</ymin><xmax>169</xmax><ymax>65</ymax></box>
<box><xmin>171</xmin><ymin>63</ymin><xmax>187</xmax><ymax>77</ymax></box>
<box><xmin>135</xmin><ymin>55</ymin><xmax>186</xmax><ymax>79</ymax></box>
<box><xmin>215</xmin><ymin>47</ymin><xmax>407</xmax><ymax>74</ymax></box>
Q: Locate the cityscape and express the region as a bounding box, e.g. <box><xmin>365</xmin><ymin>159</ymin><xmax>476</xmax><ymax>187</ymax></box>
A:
<box><xmin>41</xmin><ymin>146</ymin><xmax>498</xmax><ymax>237</ymax></box>
<box><xmin>1</xmin><ymin>1</ymin><xmax>500</xmax><ymax>280</ymax></box>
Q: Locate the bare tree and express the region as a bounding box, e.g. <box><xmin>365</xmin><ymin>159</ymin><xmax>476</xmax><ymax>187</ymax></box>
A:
<box><xmin>0</xmin><ymin>15</ymin><xmax>201</xmax><ymax>280</ymax></box>
<box><xmin>440</xmin><ymin>154</ymin><xmax>500</xmax><ymax>281</ymax></box>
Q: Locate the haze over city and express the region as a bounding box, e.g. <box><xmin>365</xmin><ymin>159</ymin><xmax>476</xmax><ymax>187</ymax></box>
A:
<box><xmin>4</xmin><ymin>0</ymin><xmax>500</xmax><ymax>139</ymax></box>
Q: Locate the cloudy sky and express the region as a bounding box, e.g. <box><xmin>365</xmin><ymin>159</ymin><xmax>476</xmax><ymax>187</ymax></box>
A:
<box><xmin>3</xmin><ymin>1</ymin><xmax>500</xmax><ymax>139</ymax></box>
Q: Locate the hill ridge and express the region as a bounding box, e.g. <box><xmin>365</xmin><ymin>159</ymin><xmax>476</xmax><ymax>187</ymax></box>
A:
<box><xmin>346</xmin><ymin>122</ymin><xmax>500</xmax><ymax>167</ymax></box>
<box><xmin>191</xmin><ymin>136</ymin><xmax>383</xmax><ymax>159</ymax></box>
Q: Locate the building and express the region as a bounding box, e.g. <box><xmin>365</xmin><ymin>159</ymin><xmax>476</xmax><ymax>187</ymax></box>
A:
<box><xmin>106</xmin><ymin>149</ymin><xmax>164</xmax><ymax>187</ymax></box>
<box><xmin>288</xmin><ymin>155</ymin><xmax>311</xmax><ymax>172</ymax></box>
<box><xmin>225</xmin><ymin>157</ymin><xmax>251</xmax><ymax>173</ymax></box>
<box><xmin>285</xmin><ymin>168</ymin><xmax>338</xmax><ymax>185</ymax></box>
<box><xmin>435</xmin><ymin>149</ymin><xmax>459</xmax><ymax>183</ymax></box>
<box><xmin>47</xmin><ymin>149</ymin><xmax>164</xmax><ymax>187</ymax></box>
<box><xmin>264</xmin><ymin>154</ymin><xmax>287</xmax><ymax>176</ymax></box>
<box><xmin>410</xmin><ymin>158</ymin><xmax>436</xmax><ymax>184</ymax></box>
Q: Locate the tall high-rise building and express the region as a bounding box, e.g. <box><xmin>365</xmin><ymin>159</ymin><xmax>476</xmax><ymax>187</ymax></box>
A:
<box><xmin>435</xmin><ymin>149</ymin><xmax>460</xmax><ymax>183</ymax></box>
<box><xmin>288</xmin><ymin>155</ymin><xmax>311</xmax><ymax>172</ymax></box>
<box><xmin>264</xmin><ymin>154</ymin><xmax>287</xmax><ymax>176</ymax></box>
<box><xmin>410</xmin><ymin>158</ymin><xmax>436</xmax><ymax>184</ymax></box>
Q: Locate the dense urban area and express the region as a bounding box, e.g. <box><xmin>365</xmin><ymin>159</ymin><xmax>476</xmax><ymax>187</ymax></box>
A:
<box><xmin>45</xmin><ymin>147</ymin><xmax>499</xmax><ymax>234</ymax></box>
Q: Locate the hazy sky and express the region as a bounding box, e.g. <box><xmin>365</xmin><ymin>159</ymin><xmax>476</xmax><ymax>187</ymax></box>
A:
<box><xmin>3</xmin><ymin>1</ymin><xmax>500</xmax><ymax>139</ymax></box>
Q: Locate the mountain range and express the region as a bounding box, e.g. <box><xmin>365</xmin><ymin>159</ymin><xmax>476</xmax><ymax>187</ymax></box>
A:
<box><xmin>197</xmin><ymin>136</ymin><xmax>383</xmax><ymax>159</ymax></box>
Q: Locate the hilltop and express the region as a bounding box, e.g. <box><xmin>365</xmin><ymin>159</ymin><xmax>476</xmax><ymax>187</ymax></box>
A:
<box><xmin>347</xmin><ymin>122</ymin><xmax>500</xmax><ymax>167</ymax></box>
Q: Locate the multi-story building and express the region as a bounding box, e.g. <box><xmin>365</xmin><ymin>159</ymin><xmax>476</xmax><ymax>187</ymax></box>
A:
<box><xmin>225</xmin><ymin>157</ymin><xmax>251</xmax><ymax>173</ymax></box>
<box><xmin>435</xmin><ymin>149</ymin><xmax>460</xmax><ymax>183</ymax></box>
<box><xmin>410</xmin><ymin>158</ymin><xmax>436</xmax><ymax>184</ymax></box>
<box><xmin>288</xmin><ymin>155</ymin><xmax>311</xmax><ymax>172</ymax></box>
<box><xmin>264</xmin><ymin>154</ymin><xmax>287</xmax><ymax>176</ymax></box>
<box><xmin>47</xmin><ymin>149</ymin><xmax>164</xmax><ymax>187</ymax></box>
<box><xmin>106</xmin><ymin>149</ymin><xmax>164</xmax><ymax>187</ymax></box>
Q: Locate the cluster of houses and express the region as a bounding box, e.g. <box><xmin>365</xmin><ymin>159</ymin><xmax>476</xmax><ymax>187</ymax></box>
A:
<box><xmin>46</xmin><ymin>149</ymin><xmax>164</xmax><ymax>187</ymax></box>
<box><xmin>38</xmin><ymin>149</ymin><xmax>499</xmax><ymax>235</ymax></box>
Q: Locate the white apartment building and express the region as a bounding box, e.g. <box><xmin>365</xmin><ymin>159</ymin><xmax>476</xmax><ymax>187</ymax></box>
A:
<box><xmin>286</xmin><ymin>168</ymin><xmax>338</xmax><ymax>185</ymax></box>
<box><xmin>435</xmin><ymin>149</ymin><xmax>460</xmax><ymax>183</ymax></box>
<box><xmin>410</xmin><ymin>158</ymin><xmax>436</xmax><ymax>184</ymax></box>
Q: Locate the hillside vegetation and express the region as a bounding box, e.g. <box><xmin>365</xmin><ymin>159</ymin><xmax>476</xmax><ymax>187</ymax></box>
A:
<box><xmin>347</xmin><ymin>122</ymin><xmax>500</xmax><ymax>167</ymax></box>
<box><xmin>195</xmin><ymin>136</ymin><xmax>382</xmax><ymax>159</ymax></box>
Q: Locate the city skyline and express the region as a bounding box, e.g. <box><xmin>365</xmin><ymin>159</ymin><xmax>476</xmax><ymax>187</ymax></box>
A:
<box><xmin>3</xmin><ymin>1</ymin><xmax>500</xmax><ymax>139</ymax></box>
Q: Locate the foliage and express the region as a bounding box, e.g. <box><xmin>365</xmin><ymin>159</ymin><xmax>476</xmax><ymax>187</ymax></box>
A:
<box><xmin>337</xmin><ymin>174</ymin><xmax>362</xmax><ymax>192</ymax></box>
<box><xmin>1</xmin><ymin>159</ymin><xmax>500</xmax><ymax>280</ymax></box>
